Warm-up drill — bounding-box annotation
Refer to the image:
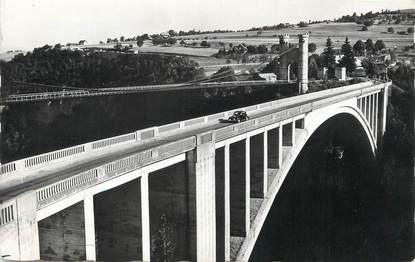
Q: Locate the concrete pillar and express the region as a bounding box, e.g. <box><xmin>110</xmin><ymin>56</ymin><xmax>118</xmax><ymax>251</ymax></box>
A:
<box><xmin>372</xmin><ymin>94</ymin><xmax>376</xmax><ymax>135</ymax></box>
<box><xmin>366</xmin><ymin>96</ymin><xmax>370</xmax><ymax>123</ymax></box>
<box><xmin>16</xmin><ymin>191</ymin><xmax>40</xmax><ymax>261</ymax></box>
<box><xmin>224</xmin><ymin>144</ymin><xmax>230</xmax><ymax>261</ymax></box>
<box><xmin>374</xmin><ymin>93</ymin><xmax>378</xmax><ymax>142</ymax></box>
<box><xmin>186</xmin><ymin>141</ymin><xmax>216</xmax><ymax>262</ymax></box>
<box><xmin>378</xmin><ymin>84</ymin><xmax>389</xmax><ymax>148</ymax></box>
<box><xmin>140</xmin><ymin>174</ymin><xmax>150</xmax><ymax>262</ymax></box>
<box><xmin>250</xmin><ymin>133</ymin><xmax>266</xmax><ymax>198</ymax></box>
<box><xmin>369</xmin><ymin>95</ymin><xmax>373</xmax><ymax>131</ymax></box>
<box><xmin>215</xmin><ymin>147</ymin><xmax>225</xmax><ymax>262</ymax></box>
<box><xmin>84</xmin><ymin>193</ymin><xmax>96</xmax><ymax>261</ymax></box>
<box><xmin>298</xmin><ymin>33</ymin><xmax>309</xmax><ymax>94</ymax></box>
<box><xmin>229</xmin><ymin>139</ymin><xmax>249</xmax><ymax>237</ymax></box>
<box><xmin>267</xmin><ymin>127</ymin><xmax>282</xmax><ymax>169</ymax></box>
<box><xmin>361</xmin><ymin>96</ymin><xmax>366</xmax><ymax>117</ymax></box>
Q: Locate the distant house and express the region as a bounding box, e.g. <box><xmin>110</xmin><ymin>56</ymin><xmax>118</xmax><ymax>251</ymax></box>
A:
<box><xmin>160</xmin><ymin>32</ymin><xmax>170</xmax><ymax>39</ymax></box>
<box><xmin>258</xmin><ymin>73</ymin><xmax>277</xmax><ymax>81</ymax></box>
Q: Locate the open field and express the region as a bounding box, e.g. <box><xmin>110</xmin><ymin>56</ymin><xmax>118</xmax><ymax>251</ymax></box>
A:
<box><xmin>181</xmin><ymin>23</ymin><xmax>414</xmax><ymax>52</ymax></box>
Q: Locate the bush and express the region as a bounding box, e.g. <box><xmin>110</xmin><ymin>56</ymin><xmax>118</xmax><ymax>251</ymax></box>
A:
<box><xmin>362</xmin><ymin>26</ymin><xmax>368</xmax><ymax>31</ymax></box>
<box><xmin>408</xmin><ymin>27</ymin><xmax>414</xmax><ymax>34</ymax></box>
<box><xmin>308</xmin><ymin>43</ymin><xmax>317</xmax><ymax>53</ymax></box>
<box><xmin>363</xmin><ymin>20</ymin><xmax>374</xmax><ymax>27</ymax></box>
<box><xmin>397</xmin><ymin>31</ymin><xmax>407</xmax><ymax>35</ymax></box>
<box><xmin>387</xmin><ymin>27</ymin><xmax>395</xmax><ymax>33</ymax></box>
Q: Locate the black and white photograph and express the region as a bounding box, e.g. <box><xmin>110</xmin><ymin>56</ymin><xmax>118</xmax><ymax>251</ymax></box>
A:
<box><xmin>0</xmin><ymin>0</ymin><xmax>414</xmax><ymax>261</ymax></box>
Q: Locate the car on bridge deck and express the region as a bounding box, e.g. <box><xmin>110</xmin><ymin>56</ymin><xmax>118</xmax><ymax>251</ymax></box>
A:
<box><xmin>221</xmin><ymin>110</ymin><xmax>250</xmax><ymax>123</ymax></box>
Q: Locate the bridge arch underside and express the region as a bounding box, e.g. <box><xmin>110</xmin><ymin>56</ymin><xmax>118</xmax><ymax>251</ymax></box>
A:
<box><xmin>250</xmin><ymin>113</ymin><xmax>381</xmax><ymax>261</ymax></box>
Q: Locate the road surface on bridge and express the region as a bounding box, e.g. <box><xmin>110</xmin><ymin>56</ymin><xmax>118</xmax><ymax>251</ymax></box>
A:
<box><xmin>0</xmin><ymin>83</ymin><xmax>375</xmax><ymax>202</ymax></box>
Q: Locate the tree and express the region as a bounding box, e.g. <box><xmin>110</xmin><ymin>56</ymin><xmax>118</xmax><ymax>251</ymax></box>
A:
<box><xmin>322</xmin><ymin>37</ymin><xmax>336</xmax><ymax>78</ymax></box>
<box><xmin>408</xmin><ymin>27</ymin><xmax>414</xmax><ymax>34</ymax></box>
<box><xmin>257</xmin><ymin>30</ymin><xmax>263</xmax><ymax>37</ymax></box>
<box><xmin>308</xmin><ymin>43</ymin><xmax>317</xmax><ymax>53</ymax></box>
<box><xmin>375</xmin><ymin>40</ymin><xmax>386</xmax><ymax>52</ymax></box>
<box><xmin>387</xmin><ymin>27</ymin><xmax>395</xmax><ymax>33</ymax></box>
<box><xmin>365</xmin><ymin>39</ymin><xmax>375</xmax><ymax>54</ymax></box>
<box><xmin>298</xmin><ymin>21</ymin><xmax>308</xmax><ymax>27</ymax></box>
<box><xmin>270</xmin><ymin>44</ymin><xmax>279</xmax><ymax>53</ymax></box>
<box><xmin>168</xmin><ymin>29</ymin><xmax>177</xmax><ymax>37</ymax></box>
<box><xmin>353</xmin><ymin>40</ymin><xmax>365</xmax><ymax>56</ymax></box>
<box><xmin>363</xmin><ymin>20</ymin><xmax>374</xmax><ymax>27</ymax></box>
<box><xmin>257</xmin><ymin>45</ymin><xmax>268</xmax><ymax>54</ymax></box>
<box><xmin>120</xmin><ymin>36</ymin><xmax>125</xmax><ymax>42</ymax></box>
<box><xmin>151</xmin><ymin>214</ymin><xmax>176</xmax><ymax>262</ymax></box>
<box><xmin>339</xmin><ymin>37</ymin><xmax>356</xmax><ymax>74</ymax></box>
<box><xmin>137</xmin><ymin>37</ymin><xmax>144</xmax><ymax>47</ymax></box>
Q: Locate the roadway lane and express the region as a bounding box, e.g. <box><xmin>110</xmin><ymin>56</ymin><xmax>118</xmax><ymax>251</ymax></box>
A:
<box><xmin>0</xmin><ymin>82</ymin><xmax>377</xmax><ymax>201</ymax></box>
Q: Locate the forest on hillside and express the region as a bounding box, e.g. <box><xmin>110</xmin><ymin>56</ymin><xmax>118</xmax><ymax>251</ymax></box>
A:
<box><xmin>0</xmin><ymin>44</ymin><xmax>204</xmax><ymax>95</ymax></box>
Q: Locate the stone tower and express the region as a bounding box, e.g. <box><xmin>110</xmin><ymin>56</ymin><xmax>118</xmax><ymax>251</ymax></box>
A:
<box><xmin>279</xmin><ymin>34</ymin><xmax>290</xmax><ymax>48</ymax></box>
<box><xmin>297</xmin><ymin>33</ymin><xmax>309</xmax><ymax>94</ymax></box>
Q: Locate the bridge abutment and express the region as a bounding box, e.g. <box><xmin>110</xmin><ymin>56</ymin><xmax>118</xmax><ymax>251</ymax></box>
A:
<box><xmin>2</xmin><ymin>191</ymin><xmax>40</xmax><ymax>261</ymax></box>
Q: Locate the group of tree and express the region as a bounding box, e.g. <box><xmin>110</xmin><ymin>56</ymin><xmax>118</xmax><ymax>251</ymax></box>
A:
<box><xmin>0</xmin><ymin>44</ymin><xmax>204</xmax><ymax>92</ymax></box>
<box><xmin>151</xmin><ymin>35</ymin><xmax>177</xmax><ymax>46</ymax></box>
<box><xmin>247</xmin><ymin>23</ymin><xmax>291</xmax><ymax>32</ymax></box>
<box><xmin>352</xmin><ymin>39</ymin><xmax>386</xmax><ymax>56</ymax></box>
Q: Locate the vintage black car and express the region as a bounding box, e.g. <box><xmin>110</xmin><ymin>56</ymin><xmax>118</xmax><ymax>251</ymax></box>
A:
<box><xmin>227</xmin><ymin>111</ymin><xmax>249</xmax><ymax>123</ymax></box>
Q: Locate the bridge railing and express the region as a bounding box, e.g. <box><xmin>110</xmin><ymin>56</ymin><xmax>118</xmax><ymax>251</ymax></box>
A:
<box><xmin>0</xmin><ymin>80</ymin><xmax>384</xmax><ymax>176</ymax></box>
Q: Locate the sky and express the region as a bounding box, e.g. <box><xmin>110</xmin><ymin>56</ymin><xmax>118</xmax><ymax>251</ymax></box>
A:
<box><xmin>0</xmin><ymin>0</ymin><xmax>414</xmax><ymax>52</ymax></box>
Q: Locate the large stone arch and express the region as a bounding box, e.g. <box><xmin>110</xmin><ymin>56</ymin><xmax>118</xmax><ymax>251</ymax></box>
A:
<box><xmin>237</xmin><ymin>102</ymin><xmax>377</xmax><ymax>261</ymax></box>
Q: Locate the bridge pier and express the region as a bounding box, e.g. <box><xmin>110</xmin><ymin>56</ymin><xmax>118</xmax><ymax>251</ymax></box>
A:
<box><xmin>186</xmin><ymin>141</ymin><xmax>216</xmax><ymax>262</ymax></box>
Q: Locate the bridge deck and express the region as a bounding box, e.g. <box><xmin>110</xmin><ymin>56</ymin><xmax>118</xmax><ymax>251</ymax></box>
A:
<box><xmin>0</xmin><ymin>81</ymin><xmax>384</xmax><ymax>203</ymax></box>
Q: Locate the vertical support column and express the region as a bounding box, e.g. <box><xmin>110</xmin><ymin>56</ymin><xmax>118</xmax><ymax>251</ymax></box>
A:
<box><xmin>358</xmin><ymin>98</ymin><xmax>362</xmax><ymax>111</ymax></box>
<box><xmin>245</xmin><ymin>137</ymin><xmax>250</xmax><ymax>233</ymax></box>
<box><xmin>374</xmin><ymin>93</ymin><xmax>378</xmax><ymax>142</ymax></box>
<box><xmin>187</xmin><ymin>140</ymin><xmax>216</xmax><ymax>262</ymax></box>
<box><xmin>84</xmin><ymin>193</ymin><xmax>96</xmax><ymax>261</ymax></box>
<box><xmin>366</xmin><ymin>96</ymin><xmax>370</xmax><ymax>123</ymax></box>
<box><xmin>378</xmin><ymin>84</ymin><xmax>389</xmax><ymax>149</ymax></box>
<box><xmin>224</xmin><ymin>144</ymin><xmax>230</xmax><ymax>261</ymax></box>
<box><xmin>263</xmin><ymin>131</ymin><xmax>268</xmax><ymax>194</ymax></box>
<box><xmin>371</xmin><ymin>94</ymin><xmax>376</xmax><ymax>133</ymax></box>
<box><xmin>369</xmin><ymin>95</ymin><xmax>373</xmax><ymax>131</ymax></box>
<box><xmin>140</xmin><ymin>173</ymin><xmax>150</xmax><ymax>262</ymax></box>
<box><xmin>278</xmin><ymin>126</ymin><xmax>283</xmax><ymax>165</ymax></box>
<box><xmin>298</xmin><ymin>33</ymin><xmax>309</xmax><ymax>94</ymax></box>
<box><xmin>361</xmin><ymin>96</ymin><xmax>366</xmax><ymax>117</ymax></box>
<box><xmin>16</xmin><ymin>191</ymin><xmax>40</xmax><ymax>261</ymax></box>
